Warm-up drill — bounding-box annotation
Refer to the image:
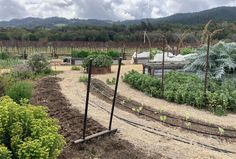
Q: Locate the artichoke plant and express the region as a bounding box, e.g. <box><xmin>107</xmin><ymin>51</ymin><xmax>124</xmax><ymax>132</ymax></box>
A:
<box><xmin>184</xmin><ymin>41</ymin><xmax>236</xmax><ymax>80</ymax></box>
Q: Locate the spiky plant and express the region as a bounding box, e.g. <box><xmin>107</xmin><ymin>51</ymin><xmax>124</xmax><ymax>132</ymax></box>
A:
<box><xmin>184</xmin><ymin>41</ymin><xmax>236</xmax><ymax>80</ymax></box>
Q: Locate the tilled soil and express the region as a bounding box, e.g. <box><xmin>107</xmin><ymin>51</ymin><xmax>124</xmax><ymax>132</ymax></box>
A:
<box><xmin>31</xmin><ymin>77</ymin><xmax>164</xmax><ymax>159</ymax></box>
<box><xmin>90</xmin><ymin>79</ymin><xmax>236</xmax><ymax>141</ymax></box>
<box><xmin>58</xmin><ymin>71</ymin><xmax>236</xmax><ymax>159</ymax></box>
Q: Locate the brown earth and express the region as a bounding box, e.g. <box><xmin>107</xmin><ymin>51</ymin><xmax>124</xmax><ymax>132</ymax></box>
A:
<box><xmin>31</xmin><ymin>77</ymin><xmax>165</xmax><ymax>159</ymax></box>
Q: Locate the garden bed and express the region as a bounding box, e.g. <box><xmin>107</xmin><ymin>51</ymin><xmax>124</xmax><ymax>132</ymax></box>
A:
<box><xmin>90</xmin><ymin>66</ymin><xmax>111</xmax><ymax>74</ymax></box>
<box><xmin>30</xmin><ymin>77</ymin><xmax>161</xmax><ymax>159</ymax></box>
<box><xmin>90</xmin><ymin>78</ymin><xmax>236</xmax><ymax>141</ymax></box>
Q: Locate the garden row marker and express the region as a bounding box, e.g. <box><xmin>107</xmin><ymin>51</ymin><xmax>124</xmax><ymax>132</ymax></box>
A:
<box><xmin>74</xmin><ymin>57</ymin><xmax>122</xmax><ymax>144</ymax></box>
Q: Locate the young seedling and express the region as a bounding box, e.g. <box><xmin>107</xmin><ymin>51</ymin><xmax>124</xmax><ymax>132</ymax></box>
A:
<box><xmin>159</xmin><ymin>108</ymin><xmax>164</xmax><ymax>114</ymax></box>
<box><xmin>106</xmin><ymin>77</ymin><xmax>116</xmax><ymax>85</ymax></box>
<box><xmin>121</xmin><ymin>100</ymin><xmax>125</xmax><ymax>105</ymax></box>
<box><xmin>132</xmin><ymin>106</ymin><xmax>143</xmax><ymax>114</ymax></box>
<box><xmin>185</xmin><ymin>122</ymin><xmax>192</xmax><ymax>128</ymax></box>
<box><xmin>160</xmin><ymin>115</ymin><xmax>167</xmax><ymax>122</ymax></box>
<box><xmin>218</xmin><ymin>127</ymin><xmax>225</xmax><ymax>135</ymax></box>
<box><xmin>184</xmin><ymin>112</ymin><xmax>190</xmax><ymax>121</ymax></box>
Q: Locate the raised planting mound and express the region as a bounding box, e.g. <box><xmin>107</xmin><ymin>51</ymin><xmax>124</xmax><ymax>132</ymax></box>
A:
<box><xmin>31</xmin><ymin>77</ymin><xmax>164</xmax><ymax>159</ymax></box>
<box><xmin>89</xmin><ymin>78</ymin><xmax>236</xmax><ymax>141</ymax></box>
<box><xmin>82</xmin><ymin>54</ymin><xmax>112</xmax><ymax>74</ymax></box>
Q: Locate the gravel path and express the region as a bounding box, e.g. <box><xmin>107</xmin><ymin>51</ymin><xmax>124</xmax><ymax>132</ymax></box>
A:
<box><xmin>58</xmin><ymin>70</ymin><xmax>236</xmax><ymax>159</ymax></box>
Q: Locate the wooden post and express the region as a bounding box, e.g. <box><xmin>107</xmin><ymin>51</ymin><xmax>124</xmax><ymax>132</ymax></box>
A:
<box><xmin>204</xmin><ymin>34</ymin><xmax>210</xmax><ymax>105</ymax></box>
<box><xmin>161</xmin><ymin>37</ymin><xmax>166</xmax><ymax>97</ymax></box>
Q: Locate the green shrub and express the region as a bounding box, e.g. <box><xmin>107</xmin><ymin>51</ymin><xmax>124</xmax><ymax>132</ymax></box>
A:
<box><xmin>107</xmin><ymin>51</ymin><xmax>120</xmax><ymax>58</ymax></box>
<box><xmin>6</xmin><ymin>81</ymin><xmax>33</xmax><ymax>103</ymax></box>
<box><xmin>12</xmin><ymin>64</ymin><xmax>35</xmax><ymax>80</ymax></box>
<box><xmin>0</xmin><ymin>52</ymin><xmax>10</xmax><ymax>60</ymax></box>
<box><xmin>71</xmin><ymin>66</ymin><xmax>81</xmax><ymax>71</ymax></box>
<box><xmin>180</xmin><ymin>48</ymin><xmax>194</xmax><ymax>55</ymax></box>
<box><xmin>123</xmin><ymin>70</ymin><xmax>161</xmax><ymax>97</ymax></box>
<box><xmin>106</xmin><ymin>78</ymin><xmax>116</xmax><ymax>85</ymax></box>
<box><xmin>71</xmin><ymin>50</ymin><xmax>89</xmax><ymax>58</ymax></box>
<box><xmin>28</xmin><ymin>53</ymin><xmax>49</xmax><ymax>73</ymax></box>
<box><xmin>79</xmin><ymin>76</ymin><xmax>88</xmax><ymax>82</ymax></box>
<box><xmin>0</xmin><ymin>96</ymin><xmax>65</xmax><ymax>159</ymax></box>
<box><xmin>0</xmin><ymin>59</ymin><xmax>24</xmax><ymax>69</ymax></box>
<box><xmin>82</xmin><ymin>54</ymin><xmax>113</xmax><ymax>69</ymax></box>
<box><xmin>0</xmin><ymin>145</ymin><xmax>12</xmax><ymax>159</ymax></box>
<box><xmin>71</xmin><ymin>50</ymin><xmax>120</xmax><ymax>59</ymax></box>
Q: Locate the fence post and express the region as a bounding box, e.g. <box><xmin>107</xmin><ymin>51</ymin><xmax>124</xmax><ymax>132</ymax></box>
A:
<box><xmin>109</xmin><ymin>57</ymin><xmax>122</xmax><ymax>130</ymax></box>
<box><xmin>82</xmin><ymin>59</ymin><xmax>93</xmax><ymax>139</ymax></box>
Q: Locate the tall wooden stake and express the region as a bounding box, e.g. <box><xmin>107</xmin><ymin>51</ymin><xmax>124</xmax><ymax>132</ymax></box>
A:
<box><xmin>161</xmin><ymin>37</ymin><xmax>165</xmax><ymax>97</ymax></box>
<box><xmin>204</xmin><ymin>34</ymin><xmax>210</xmax><ymax>105</ymax></box>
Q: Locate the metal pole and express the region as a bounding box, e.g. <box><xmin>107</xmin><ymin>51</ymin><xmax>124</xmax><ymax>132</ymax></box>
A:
<box><xmin>109</xmin><ymin>57</ymin><xmax>122</xmax><ymax>130</ymax></box>
<box><xmin>82</xmin><ymin>59</ymin><xmax>93</xmax><ymax>139</ymax></box>
<box><xmin>161</xmin><ymin>37</ymin><xmax>165</xmax><ymax>97</ymax></box>
<box><xmin>204</xmin><ymin>35</ymin><xmax>210</xmax><ymax>105</ymax></box>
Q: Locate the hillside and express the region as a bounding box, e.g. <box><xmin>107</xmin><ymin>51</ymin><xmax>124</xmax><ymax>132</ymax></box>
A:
<box><xmin>0</xmin><ymin>6</ymin><xmax>235</xmax><ymax>28</ymax></box>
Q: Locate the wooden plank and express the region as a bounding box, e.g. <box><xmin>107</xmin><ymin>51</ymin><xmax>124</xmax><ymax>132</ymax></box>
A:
<box><xmin>73</xmin><ymin>129</ymin><xmax>117</xmax><ymax>144</ymax></box>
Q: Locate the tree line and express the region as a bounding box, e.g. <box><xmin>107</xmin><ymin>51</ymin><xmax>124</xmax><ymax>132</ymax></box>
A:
<box><xmin>0</xmin><ymin>21</ymin><xmax>235</xmax><ymax>44</ymax></box>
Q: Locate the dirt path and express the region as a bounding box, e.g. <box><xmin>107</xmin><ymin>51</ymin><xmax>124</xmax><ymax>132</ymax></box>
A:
<box><xmin>58</xmin><ymin>71</ymin><xmax>236</xmax><ymax>159</ymax></box>
<box><xmin>31</xmin><ymin>77</ymin><xmax>163</xmax><ymax>159</ymax></box>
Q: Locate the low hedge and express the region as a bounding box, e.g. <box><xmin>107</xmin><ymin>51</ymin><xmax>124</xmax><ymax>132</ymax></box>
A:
<box><xmin>82</xmin><ymin>54</ymin><xmax>113</xmax><ymax>70</ymax></box>
<box><xmin>71</xmin><ymin>50</ymin><xmax>120</xmax><ymax>59</ymax></box>
<box><xmin>123</xmin><ymin>70</ymin><xmax>236</xmax><ymax>115</ymax></box>
<box><xmin>0</xmin><ymin>96</ymin><xmax>65</xmax><ymax>159</ymax></box>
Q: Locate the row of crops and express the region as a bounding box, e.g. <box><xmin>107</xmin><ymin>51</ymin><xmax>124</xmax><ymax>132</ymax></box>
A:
<box><xmin>123</xmin><ymin>70</ymin><xmax>236</xmax><ymax>116</ymax></box>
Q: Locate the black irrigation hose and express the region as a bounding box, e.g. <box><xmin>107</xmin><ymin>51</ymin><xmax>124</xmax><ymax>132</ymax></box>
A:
<box><xmin>91</xmin><ymin>81</ymin><xmax>236</xmax><ymax>132</ymax></box>
<box><xmin>93</xmin><ymin>82</ymin><xmax>236</xmax><ymax>132</ymax></box>
<box><xmin>83</xmin><ymin>97</ymin><xmax>236</xmax><ymax>155</ymax></box>
<box><xmin>90</xmin><ymin>81</ymin><xmax>236</xmax><ymax>139</ymax></box>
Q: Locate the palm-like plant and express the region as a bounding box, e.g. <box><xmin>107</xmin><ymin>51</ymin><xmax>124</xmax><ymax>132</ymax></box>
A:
<box><xmin>184</xmin><ymin>41</ymin><xmax>236</xmax><ymax>80</ymax></box>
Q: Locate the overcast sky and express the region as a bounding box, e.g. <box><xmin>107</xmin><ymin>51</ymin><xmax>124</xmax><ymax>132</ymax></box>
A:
<box><xmin>0</xmin><ymin>0</ymin><xmax>236</xmax><ymax>21</ymax></box>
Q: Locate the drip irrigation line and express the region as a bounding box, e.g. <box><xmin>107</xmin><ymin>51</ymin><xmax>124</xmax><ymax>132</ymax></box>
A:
<box><xmin>77</xmin><ymin>94</ymin><xmax>236</xmax><ymax>155</ymax></box>
<box><xmin>90</xmin><ymin>81</ymin><xmax>236</xmax><ymax>135</ymax></box>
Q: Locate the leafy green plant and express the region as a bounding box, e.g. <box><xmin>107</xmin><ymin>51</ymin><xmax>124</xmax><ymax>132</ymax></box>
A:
<box><xmin>79</xmin><ymin>76</ymin><xmax>88</xmax><ymax>82</ymax></box>
<box><xmin>71</xmin><ymin>50</ymin><xmax>90</xmax><ymax>58</ymax></box>
<box><xmin>180</xmin><ymin>48</ymin><xmax>194</xmax><ymax>55</ymax></box>
<box><xmin>123</xmin><ymin>70</ymin><xmax>236</xmax><ymax>115</ymax></box>
<box><xmin>82</xmin><ymin>54</ymin><xmax>113</xmax><ymax>70</ymax></box>
<box><xmin>28</xmin><ymin>53</ymin><xmax>50</xmax><ymax>74</ymax></box>
<box><xmin>123</xmin><ymin>70</ymin><xmax>161</xmax><ymax>97</ymax></box>
<box><xmin>106</xmin><ymin>77</ymin><xmax>116</xmax><ymax>85</ymax></box>
<box><xmin>0</xmin><ymin>52</ymin><xmax>10</xmax><ymax>60</ymax></box>
<box><xmin>6</xmin><ymin>81</ymin><xmax>33</xmax><ymax>103</ymax></box>
<box><xmin>0</xmin><ymin>96</ymin><xmax>65</xmax><ymax>158</ymax></box>
<box><xmin>11</xmin><ymin>64</ymin><xmax>35</xmax><ymax>80</ymax></box>
<box><xmin>160</xmin><ymin>115</ymin><xmax>167</xmax><ymax>122</ymax></box>
<box><xmin>0</xmin><ymin>59</ymin><xmax>24</xmax><ymax>69</ymax></box>
<box><xmin>184</xmin><ymin>41</ymin><xmax>236</xmax><ymax>80</ymax></box>
<box><xmin>107</xmin><ymin>51</ymin><xmax>120</xmax><ymax>58</ymax></box>
<box><xmin>0</xmin><ymin>145</ymin><xmax>12</xmax><ymax>159</ymax></box>
<box><xmin>218</xmin><ymin>127</ymin><xmax>225</xmax><ymax>135</ymax></box>
<box><xmin>132</xmin><ymin>107</ymin><xmax>143</xmax><ymax>114</ymax></box>
<box><xmin>71</xmin><ymin>66</ymin><xmax>81</xmax><ymax>71</ymax></box>
<box><xmin>185</xmin><ymin>122</ymin><xmax>192</xmax><ymax>128</ymax></box>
